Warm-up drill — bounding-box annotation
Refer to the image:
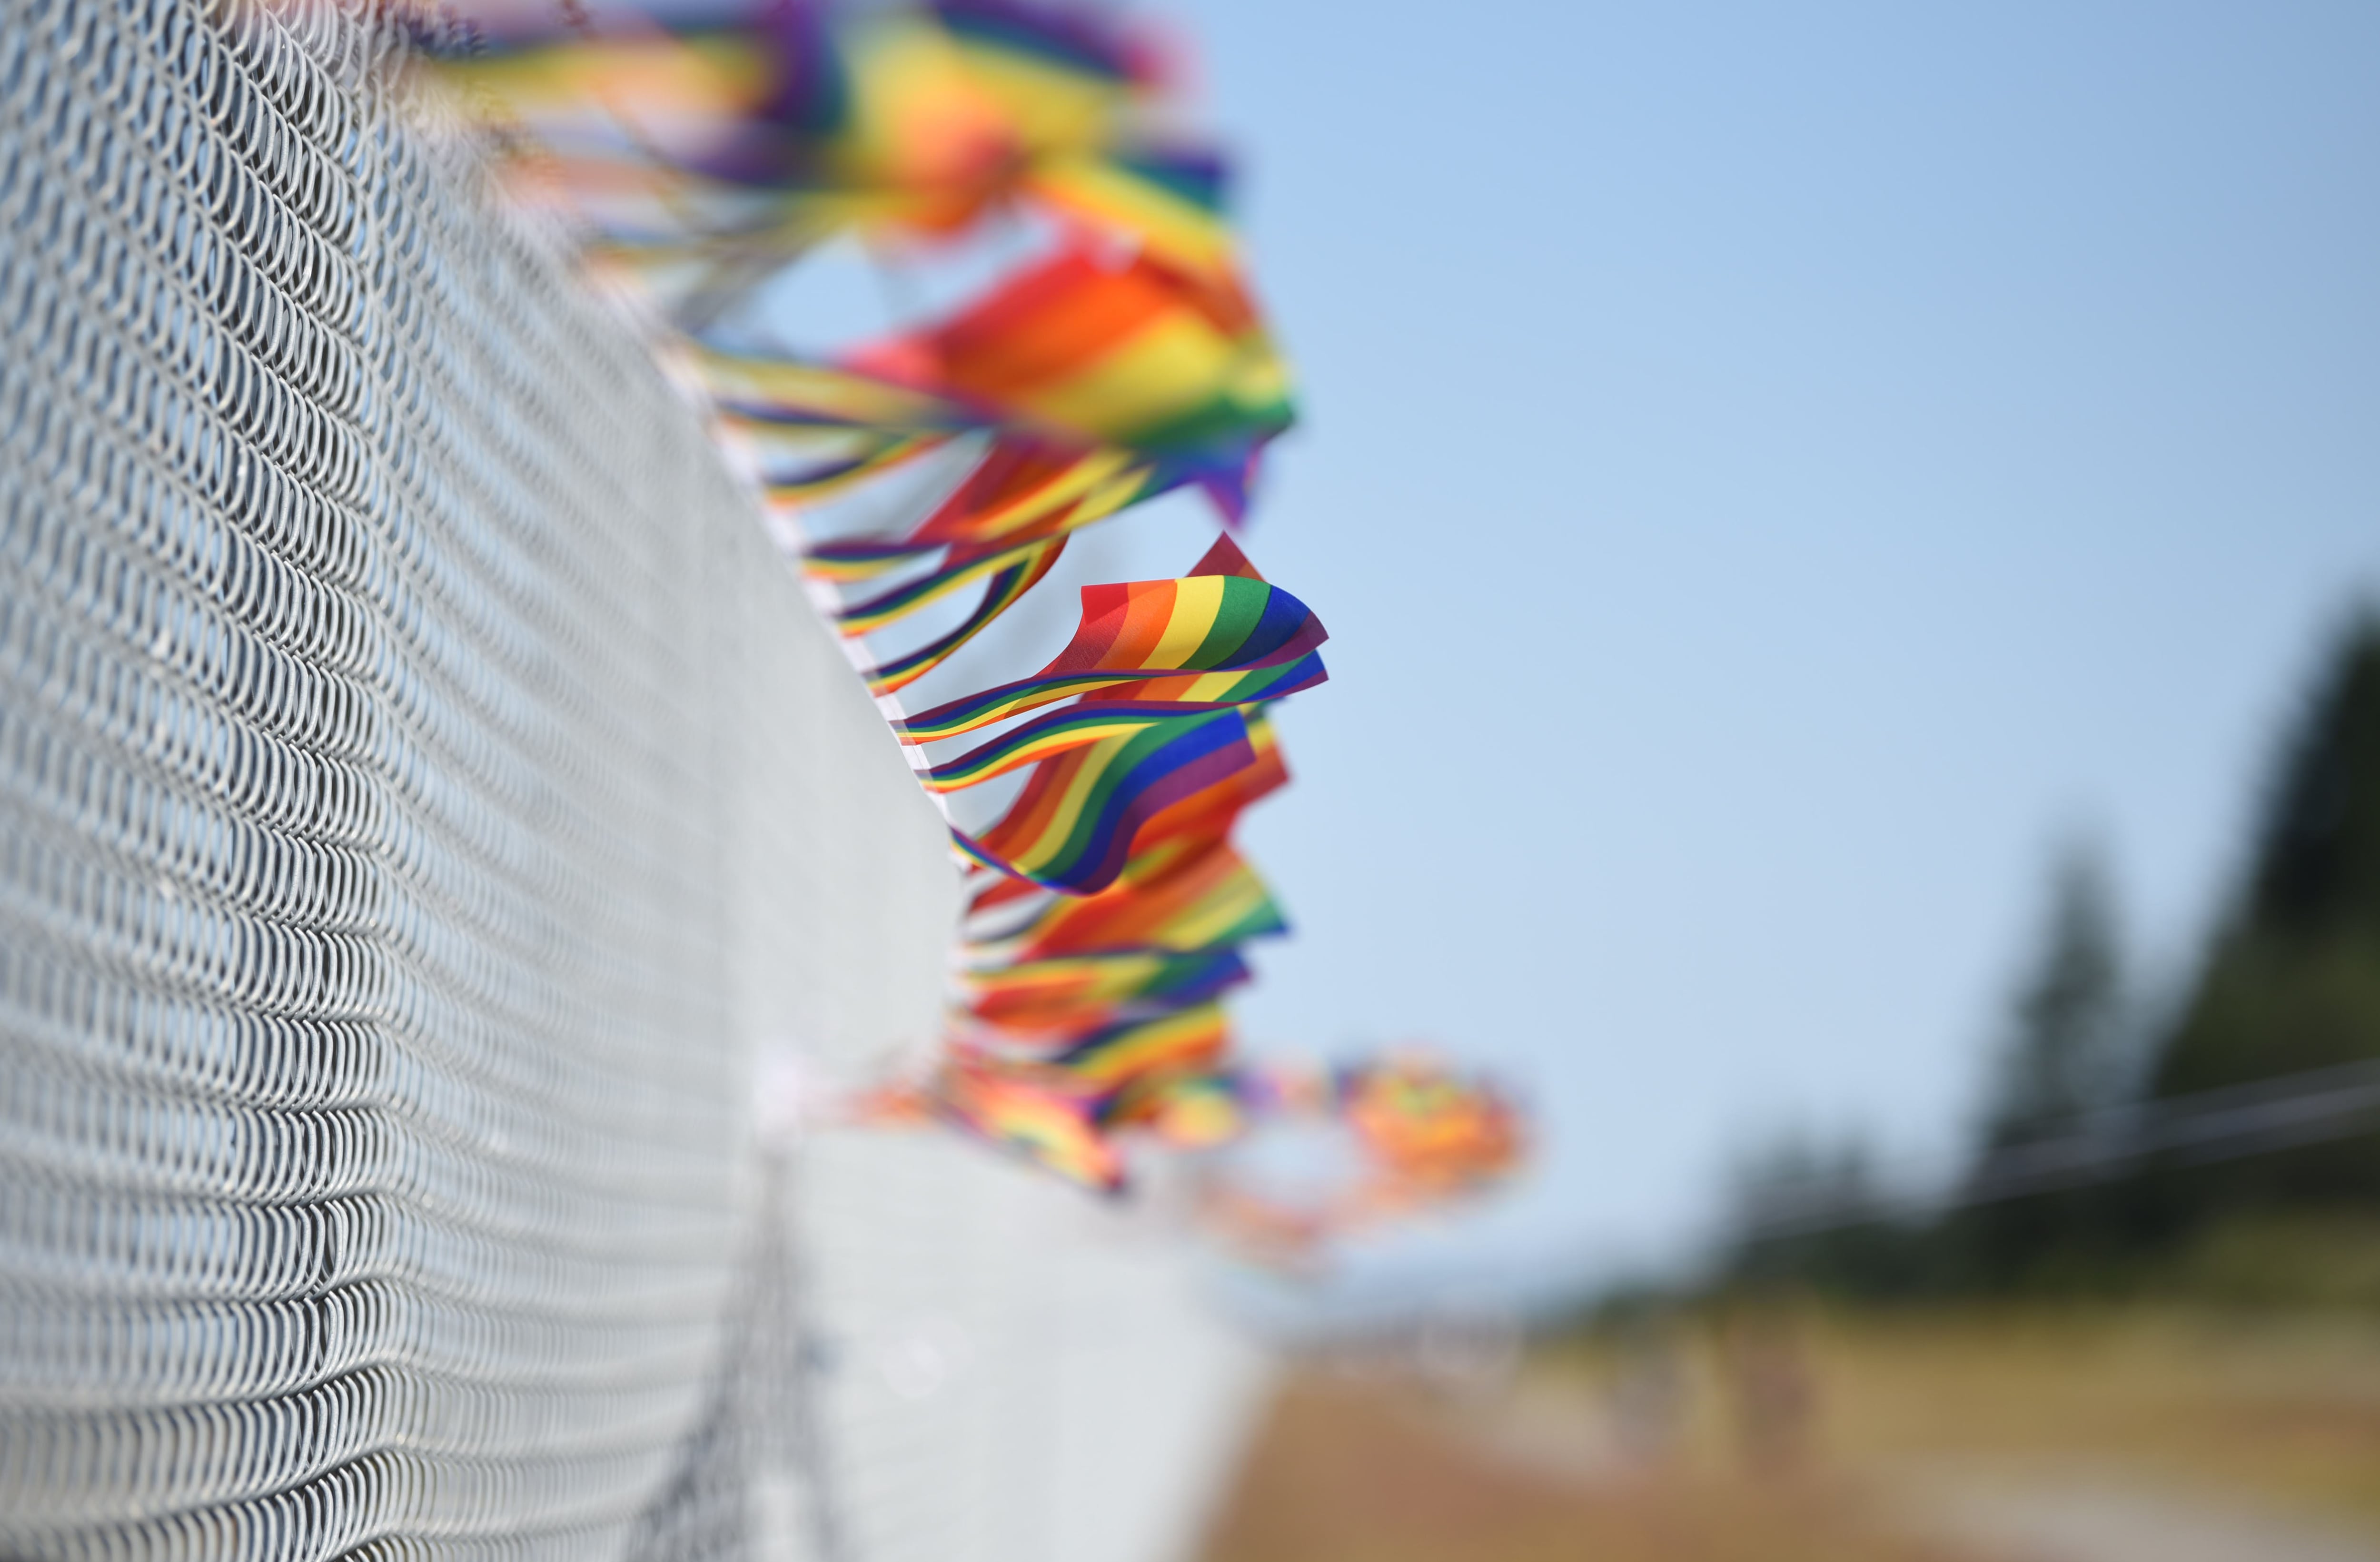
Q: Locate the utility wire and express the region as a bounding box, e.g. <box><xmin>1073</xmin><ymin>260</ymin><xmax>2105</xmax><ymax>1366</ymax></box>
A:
<box><xmin>1742</xmin><ymin>1060</ymin><xmax>2380</xmax><ymax>1239</ymax></box>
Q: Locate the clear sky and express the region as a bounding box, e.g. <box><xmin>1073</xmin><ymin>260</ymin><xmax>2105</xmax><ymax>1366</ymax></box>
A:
<box><xmin>1159</xmin><ymin>0</ymin><xmax>2380</xmax><ymax>1297</ymax></box>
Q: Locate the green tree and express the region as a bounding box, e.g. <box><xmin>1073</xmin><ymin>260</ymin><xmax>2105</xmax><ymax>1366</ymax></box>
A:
<box><xmin>1714</xmin><ymin>1132</ymin><xmax>1949</xmax><ymax>1300</ymax></box>
<box><xmin>2148</xmin><ymin>608</ymin><xmax>2380</xmax><ymax>1210</ymax></box>
<box><xmin>1981</xmin><ymin>842</ymin><xmax>2131</xmax><ymax>1149</ymax></box>
<box><xmin>1948</xmin><ymin>841</ymin><xmax>2135</xmax><ymax>1288</ymax></box>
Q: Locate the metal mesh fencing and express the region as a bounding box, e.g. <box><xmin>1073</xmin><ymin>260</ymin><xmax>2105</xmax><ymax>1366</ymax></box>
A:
<box><xmin>0</xmin><ymin>3</ymin><xmax>1264</xmax><ymax>1559</ymax></box>
<box><xmin>0</xmin><ymin>0</ymin><xmax>933</xmax><ymax>1552</ymax></box>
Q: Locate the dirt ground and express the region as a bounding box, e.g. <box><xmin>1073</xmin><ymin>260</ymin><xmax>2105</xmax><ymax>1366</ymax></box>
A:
<box><xmin>1195</xmin><ymin>1308</ymin><xmax>2380</xmax><ymax>1562</ymax></box>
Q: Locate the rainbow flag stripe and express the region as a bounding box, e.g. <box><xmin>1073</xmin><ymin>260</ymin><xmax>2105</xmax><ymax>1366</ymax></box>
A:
<box><xmin>916</xmin><ymin>658</ymin><xmax>1319</xmax><ymax>792</ymax></box>
<box><xmin>952</xmin><ymin>707</ymin><xmax>1256</xmax><ymax>893</ymax></box>
<box><xmin>931</xmin><ymin>1061</ymin><xmax>1126</xmax><ymax>1191</ymax></box>
<box><xmin>959</xmin><ymin>948</ymin><xmax>1250</xmax><ymax>1037</ymax></box>
<box><xmin>863</xmin><ymin>537</ymin><xmax>1071</xmax><ymax>697</ymax></box>
<box><xmin>843</xmin><ymin>244</ymin><xmax>1291</xmax><ymax>517</ymax></box>
<box><xmin>895</xmin><ymin>580</ymin><xmax>1324</xmax><ymax>738</ymax></box>
<box><xmin>1049</xmin><ymin>1003</ymin><xmax>1232</xmax><ymax>1094</ymax></box>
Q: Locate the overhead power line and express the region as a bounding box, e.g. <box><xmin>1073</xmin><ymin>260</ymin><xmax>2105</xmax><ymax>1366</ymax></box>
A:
<box><xmin>1743</xmin><ymin>1060</ymin><xmax>2380</xmax><ymax>1239</ymax></box>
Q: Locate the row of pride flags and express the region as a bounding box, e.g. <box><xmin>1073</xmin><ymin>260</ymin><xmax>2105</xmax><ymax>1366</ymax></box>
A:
<box><xmin>408</xmin><ymin>0</ymin><xmax>1520</xmax><ymax>1247</ymax></box>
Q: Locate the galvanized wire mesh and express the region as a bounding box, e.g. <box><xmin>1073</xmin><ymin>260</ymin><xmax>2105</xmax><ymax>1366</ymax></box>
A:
<box><xmin>0</xmin><ymin>0</ymin><xmax>924</xmax><ymax>1552</ymax></box>
<box><xmin>0</xmin><ymin>3</ymin><xmax>1266</xmax><ymax>1559</ymax></box>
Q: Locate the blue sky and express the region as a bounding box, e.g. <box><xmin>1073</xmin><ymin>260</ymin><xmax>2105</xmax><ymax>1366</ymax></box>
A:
<box><xmin>1156</xmin><ymin>1</ymin><xmax>2380</xmax><ymax>1291</ymax></box>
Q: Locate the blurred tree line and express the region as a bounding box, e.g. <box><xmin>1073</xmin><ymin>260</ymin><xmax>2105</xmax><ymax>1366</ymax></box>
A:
<box><xmin>1722</xmin><ymin>607</ymin><xmax>2380</xmax><ymax>1303</ymax></box>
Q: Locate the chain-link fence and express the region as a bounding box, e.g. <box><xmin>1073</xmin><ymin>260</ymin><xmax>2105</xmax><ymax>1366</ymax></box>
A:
<box><xmin>0</xmin><ymin>3</ymin><xmax>1263</xmax><ymax>1557</ymax></box>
